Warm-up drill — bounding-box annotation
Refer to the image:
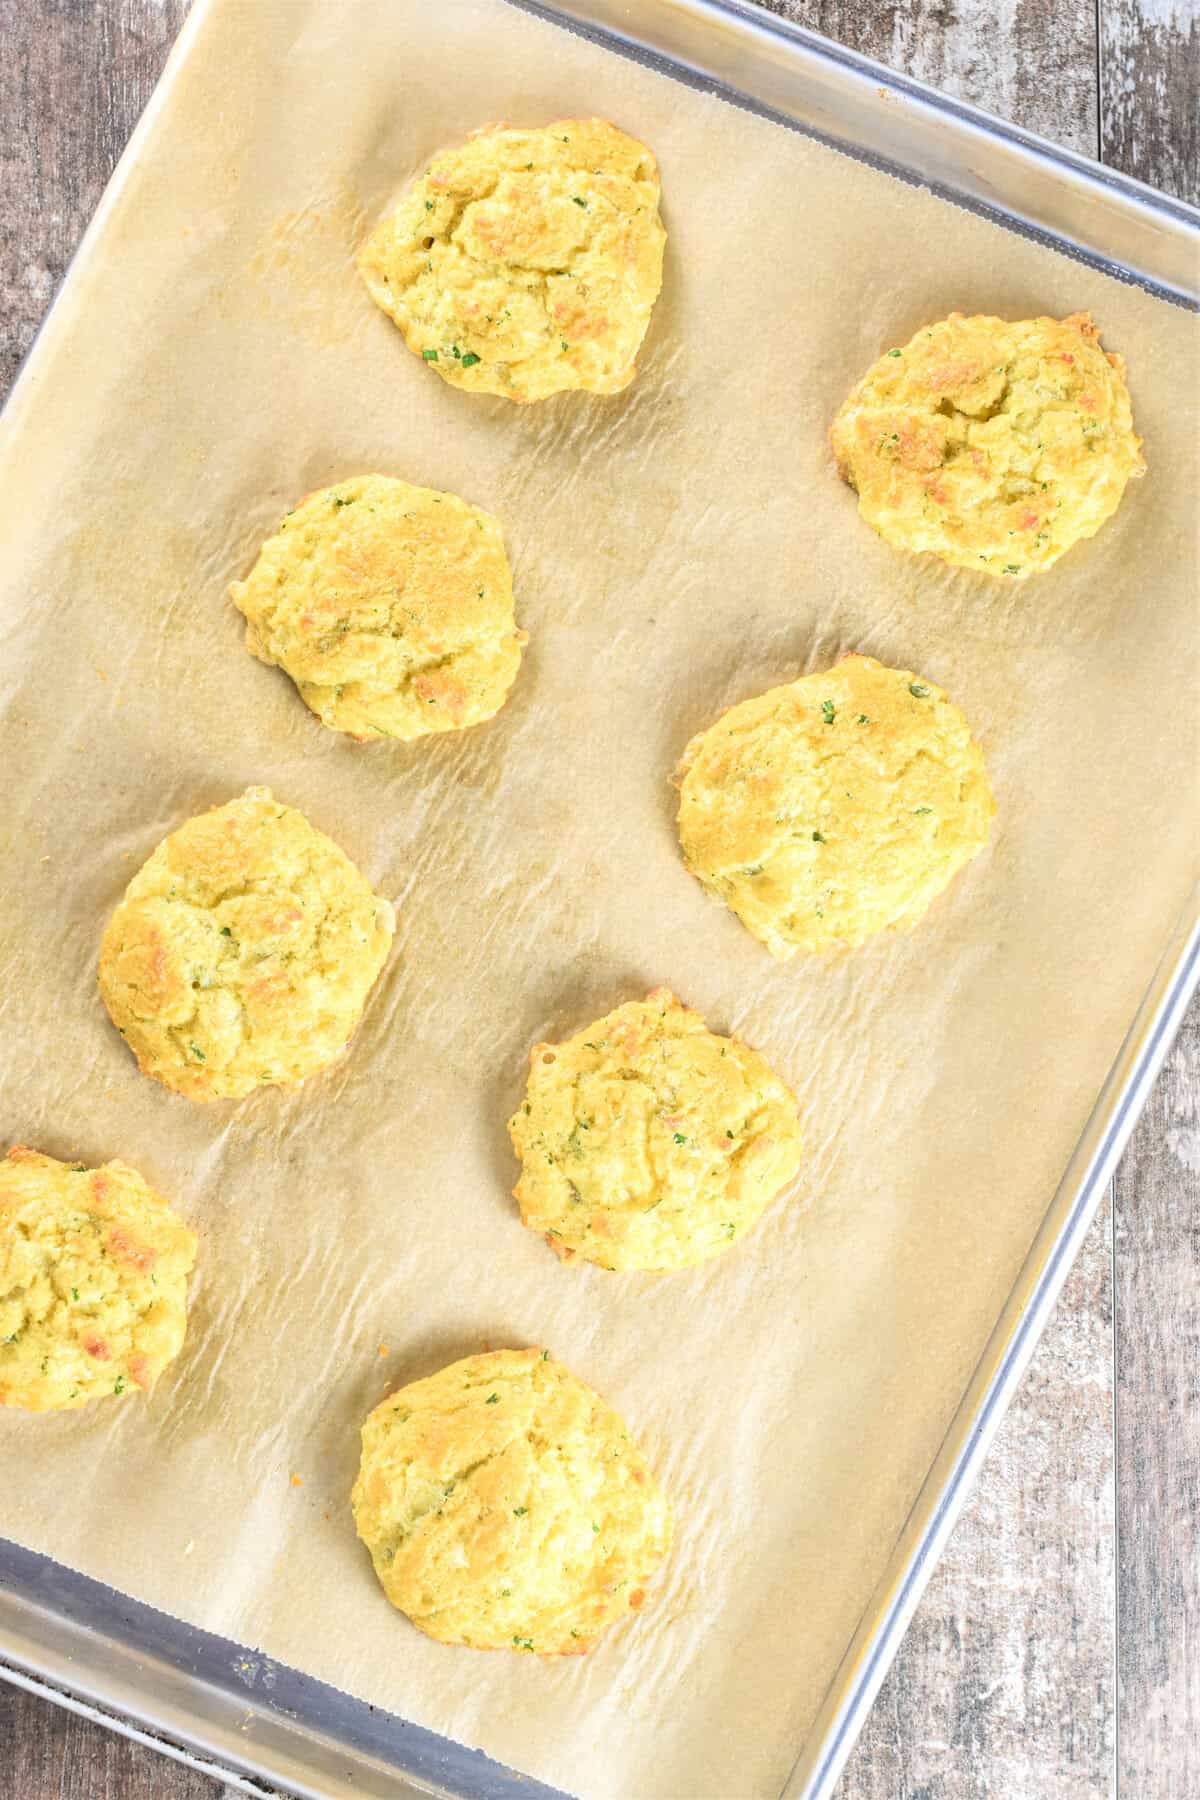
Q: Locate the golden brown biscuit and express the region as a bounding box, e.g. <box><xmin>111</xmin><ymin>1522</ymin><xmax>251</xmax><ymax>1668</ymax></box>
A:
<box><xmin>231</xmin><ymin>475</ymin><xmax>525</xmax><ymax>741</ymax></box>
<box><xmin>352</xmin><ymin>1347</ymin><xmax>672</xmax><ymax>1655</ymax></box>
<box><xmin>358</xmin><ymin>119</ymin><xmax>666</xmax><ymax>402</ymax></box>
<box><xmin>830</xmin><ymin>312</ymin><xmax>1144</xmax><ymax>576</ymax></box>
<box><xmin>0</xmin><ymin>1147</ymin><xmax>197</xmax><ymax>1412</ymax></box>
<box><xmin>508</xmin><ymin>988</ymin><xmax>803</xmax><ymax>1270</ymax></box>
<box><xmin>677</xmin><ymin>654</ymin><xmax>994</xmax><ymax>957</ymax></box>
<box><xmin>99</xmin><ymin>788</ymin><xmax>394</xmax><ymax>1101</ymax></box>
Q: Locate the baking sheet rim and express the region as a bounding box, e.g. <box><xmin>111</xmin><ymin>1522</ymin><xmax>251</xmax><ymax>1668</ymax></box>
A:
<box><xmin>525</xmin><ymin>0</ymin><xmax>1200</xmax><ymax>306</ymax></box>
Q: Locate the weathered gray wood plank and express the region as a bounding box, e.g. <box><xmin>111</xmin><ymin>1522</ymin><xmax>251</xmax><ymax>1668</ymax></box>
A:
<box><xmin>0</xmin><ymin>1685</ymin><xmax>228</xmax><ymax>1800</ymax></box>
<box><xmin>790</xmin><ymin>0</ymin><xmax>1100</xmax><ymax>152</ymax></box>
<box><xmin>1101</xmin><ymin>0</ymin><xmax>1200</xmax><ymax>204</ymax></box>
<box><xmin>1097</xmin><ymin>12</ymin><xmax>1199</xmax><ymax>1799</ymax></box>
<box><xmin>1114</xmin><ymin>1002</ymin><xmax>1200</xmax><ymax>1799</ymax></box>
<box><xmin>0</xmin><ymin>0</ymin><xmax>186</xmax><ymax>393</ymax></box>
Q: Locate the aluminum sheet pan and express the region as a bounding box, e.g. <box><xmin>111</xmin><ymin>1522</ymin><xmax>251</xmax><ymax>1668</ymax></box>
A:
<box><xmin>1</xmin><ymin>3</ymin><xmax>1197</xmax><ymax>1797</ymax></box>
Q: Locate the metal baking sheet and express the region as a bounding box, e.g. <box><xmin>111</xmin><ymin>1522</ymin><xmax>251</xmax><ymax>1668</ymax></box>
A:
<box><xmin>1</xmin><ymin>3</ymin><xmax>1197</xmax><ymax>1797</ymax></box>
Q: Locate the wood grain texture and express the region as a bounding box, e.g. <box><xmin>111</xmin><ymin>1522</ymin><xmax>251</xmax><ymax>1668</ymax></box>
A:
<box><xmin>1097</xmin><ymin>7</ymin><xmax>1197</xmax><ymax>1797</ymax></box>
<box><xmin>0</xmin><ymin>1686</ymin><xmax>229</xmax><ymax>1800</ymax></box>
<box><xmin>784</xmin><ymin>0</ymin><xmax>1100</xmax><ymax>152</ymax></box>
<box><xmin>0</xmin><ymin>0</ymin><xmax>188</xmax><ymax>394</ymax></box>
<box><xmin>1101</xmin><ymin>0</ymin><xmax>1200</xmax><ymax>203</ymax></box>
<box><xmin>1115</xmin><ymin>1004</ymin><xmax>1200</xmax><ymax>1799</ymax></box>
<box><xmin>0</xmin><ymin>4</ymin><xmax>1194</xmax><ymax>1799</ymax></box>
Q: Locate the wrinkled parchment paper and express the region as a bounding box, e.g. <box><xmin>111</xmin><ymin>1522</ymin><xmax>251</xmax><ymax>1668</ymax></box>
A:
<box><xmin>0</xmin><ymin>1</ymin><xmax>1196</xmax><ymax>1795</ymax></box>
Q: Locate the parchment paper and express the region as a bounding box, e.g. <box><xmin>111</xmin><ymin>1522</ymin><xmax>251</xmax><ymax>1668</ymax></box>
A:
<box><xmin>0</xmin><ymin>2</ymin><xmax>1196</xmax><ymax>1795</ymax></box>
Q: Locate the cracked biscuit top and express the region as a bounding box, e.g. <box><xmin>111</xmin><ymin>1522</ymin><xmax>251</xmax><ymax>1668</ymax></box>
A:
<box><xmin>0</xmin><ymin>1147</ymin><xmax>197</xmax><ymax>1412</ymax></box>
<box><xmin>676</xmin><ymin>655</ymin><xmax>995</xmax><ymax>958</ymax></box>
<box><xmin>357</xmin><ymin>118</ymin><xmax>666</xmax><ymax>402</ymax></box>
<box><xmin>98</xmin><ymin>788</ymin><xmax>394</xmax><ymax>1101</ymax></box>
<box><xmin>508</xmin><ymin>988</ymin><xmax>803</xmax><ymax>1271</ymax></box>
<box><xmin>830</xmin><ymin>312</ymin><xmax>1144</xmax><ymax>576</ymax></box>
<box><xmin>351</xmin><ymin>1347</ymin><xmax>672</xmax><ymax>1655</ymax></box>
<box><xmin>231</xmin><ymin>475</ymin><xmax>525</xmax><ymax>741</ymax></box>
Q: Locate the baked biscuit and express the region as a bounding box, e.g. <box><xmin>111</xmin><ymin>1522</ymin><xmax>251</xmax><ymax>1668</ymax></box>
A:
<box><xmin>508</xmin><ymin>988</ymin><xmax>803</xmax><ymax>1270</ymax></box>
<box><xmin>0</xmin><ymin>1147</ymin><xmax>196</xmax><ymax>1412</ymax></box>
<box><xmin>358</xmin><ymin>119</ymin><xmax>666</xmax><ymax>402</ymax></box>
<box><xmin>677</xmin><ymin>654</ymin><xmax>994</xmax><ymax>957</ymax></box>
<box><xmin>99</xmin><ymin>788</ymin><xmax>394</xmax><ymax>1101</ymax></box>
<box><xmin>231</xmin><ymin>476</ymin><xmax>525</xmax><ymax>741</ymax></box>
<box><xmin>352</xmin><ymin>1347</ymin><xmax>671</xmax><ymax>1655</ymax></box>
<box><xmin>830</xmin><ymin>312</ymin><xmax>1144</xmax><ymax>576</ymax></box>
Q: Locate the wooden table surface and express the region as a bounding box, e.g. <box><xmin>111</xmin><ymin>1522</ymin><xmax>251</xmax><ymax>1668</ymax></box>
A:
<box><xmin>1</xmin><ymin>3</ymin><xmax>1195</xmax><ymax>1796</ymax></box>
